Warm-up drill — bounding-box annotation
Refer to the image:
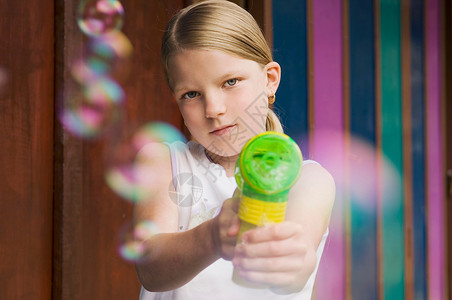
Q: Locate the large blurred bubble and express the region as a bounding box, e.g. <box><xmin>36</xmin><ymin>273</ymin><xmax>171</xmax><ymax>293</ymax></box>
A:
<box><xmin>59</xmin><ymin>89</ymin><xmax>121</xmax><ymax>139</ymax></box>
<box><xmin>71</xmin><ymin>31</ymin><xmax>133</xmax><ymax>84</ymax></box>
<box><xmin>77</xmin><ymin>0</ymin><xmax>125</xmax><ymax>37</ymax></box>
<box><xmin>105</xmin><ymin>122</ymin><xmax>186</xmax><ymax>203</ymax></box>
<box><xmin>308</xmin><ymin>129</ymin><xmax>401</xmax><ymax>211</ymax></box>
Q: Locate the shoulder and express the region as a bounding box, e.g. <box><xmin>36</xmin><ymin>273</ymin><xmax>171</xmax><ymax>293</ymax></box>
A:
<box><xmin>136</xmin><ymin>141</ymin><xmax>172</xmax><ymax>162</ymax></box>
<box><xmin>296</xmin><ymin>161</ymin><xmax>335</xmax><ymax>193</ymax></box>
<box><xmin>288</xmin><ymin>160</ymin><xmax>335</xmax><ymax>208</ymax></box>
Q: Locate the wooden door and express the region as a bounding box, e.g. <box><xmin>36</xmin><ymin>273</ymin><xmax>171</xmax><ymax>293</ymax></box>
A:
<box><xmin>0</xmin><ymin>1</ymin><xmax>55</xmax><ymax>299</ymax></box>
<box><xmin>444</xmin><ymin>0</ymin><xmax>452</xmax><ymax>297</ymax></box>
<box><xmin>53</xmin><ymin>1</ymin><xmax>184</xmax><ymax>299</ymax></box>
<box><xmin>0</xmin><ymin>0</ymin><xmax>185</xmax><ymax>299</ymax></box>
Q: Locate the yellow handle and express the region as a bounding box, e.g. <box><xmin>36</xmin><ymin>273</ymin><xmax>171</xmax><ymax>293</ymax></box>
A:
<box><xmin>238</xmin><ymin>195</ymin><xmax>287</xmax><ymax>226</ymax></box>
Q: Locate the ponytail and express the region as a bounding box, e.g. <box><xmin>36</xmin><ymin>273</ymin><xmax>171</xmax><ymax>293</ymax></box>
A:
<box><xmin>265</xmin><ymin>109</ymin><xmax>284</xmax><ymax>133</ymax></box>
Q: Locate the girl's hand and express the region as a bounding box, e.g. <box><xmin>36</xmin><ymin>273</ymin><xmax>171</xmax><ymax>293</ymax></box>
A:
<box><xmin>232</xmin><ymin>221</ymin><xmax>317</xmax><ymax>294</ymax></box>
<box><xmin>210</xmin><ymin>189</ymin><xmax>241</xmax><ymax>260</ymax></box>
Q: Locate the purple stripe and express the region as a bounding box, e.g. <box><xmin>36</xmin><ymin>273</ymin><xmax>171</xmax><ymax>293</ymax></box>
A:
<box><xmin>426</xmin><ymin>0</ymin><xmax>444</xmax><ymax>299</ymax></box>
<box><xmin>311</xmin><ymin>0</ymin><xmax>345</xmax><ymax>299</ymax></box>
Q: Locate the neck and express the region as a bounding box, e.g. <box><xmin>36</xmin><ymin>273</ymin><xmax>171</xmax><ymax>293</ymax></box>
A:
<box><xmin>205</xmin><ymin>149</ymin><xmax>238</xmax><ymax>177</ymax></box>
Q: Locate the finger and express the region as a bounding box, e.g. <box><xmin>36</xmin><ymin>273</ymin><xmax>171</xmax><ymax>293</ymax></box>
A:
<box><xmin>235</xmin><ymin>238</ymin><xmax>307</xmax><ymax>258</ymax></box>
<box><xmin>235</xmin><ymin>269</ymin><xmax>299</xmax><ymax>288</ymax></box>
<box><xmin>241</xmin><ymin>222</ymin><xmax>301</xmax><ymax>244</ymax></box>
<box><xmin>223</xmin><ymin>196</ymin><xmax>239</xmax><ymax>213</ymax></box>
<box><xmin>227</xmin><ymin>215</ymin><xmax>240</xmax><ymax>237</ymax></box>
<box><xmin>233</xmin><ymin>254</ymin><xmax>303</xmax><ymax>273</ymax></box>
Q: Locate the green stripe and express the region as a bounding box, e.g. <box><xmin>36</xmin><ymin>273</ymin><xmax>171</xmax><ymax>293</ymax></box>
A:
<box><xmin>379</xmin><ymin>0</ymin><xmax>405</xmax><ymax>299</ymax></box>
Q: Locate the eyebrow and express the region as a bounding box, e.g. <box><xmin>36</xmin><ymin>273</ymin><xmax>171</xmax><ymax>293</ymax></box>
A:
<box><xmin>172</xmin><ymin>71</ymin><xmax>243</xmax><ymax>95</ymax></box>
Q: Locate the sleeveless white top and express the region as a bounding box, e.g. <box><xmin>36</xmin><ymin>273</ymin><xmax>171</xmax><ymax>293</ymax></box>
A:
<box><xmin>139</xmin><ymin>141</ymin><xmax>328</xmax><ymax>300</ymax></box>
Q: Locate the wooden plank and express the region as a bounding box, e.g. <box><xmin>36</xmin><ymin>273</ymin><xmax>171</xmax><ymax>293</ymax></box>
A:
<box><xmin>443</xmin><ymin>0</ymin><xmax>452</xmax><ymax>298</ymax></box>
<box><xmin>374</xmin><ymin>0</ymin><xmax>383</xmax><ymax>298</ymax></box>
<box><xmin>379</xmin><ymin>0</ymin><xmax>405</xmax><ymax>299</ymax></box>
<box><xmin>425</xmin><ymin>0</ymin><xmax>445</xmax><ymax>298</ymax></box>
<box><xmin>53</xmin><ymin>1</ymin><xmax>184</xmax><ymax>299</ymax></box>
<box><xmin>342</xmin><ymin>0</ymin><xmax>352</xmax><ymax>298</ymax></box>
<box><xmin>246</xmin><ymin>0</ymin><xmax>273</xmax><ymax>49</ymax></box>
<box><xmin>348</xmin><ymin>0</ymin><xmax>379</xmax><ymax>299</ymax></box>
<box><xmin>272</xmin><ymin>0</ymin><xmax>309</xmax><ymax>155</ymax></box>
<box><xmin>409</xmin><ymin>0</ymin><xmax>428</xmax><ymax>298</ymax></box>
<box><xmin>401</xmin><ymin>0</ymin><xmax>414</xmax><ymax>298</ymax></box>
<box><xmin>309</xmin><ymin>0</ymin><xmax>345</xmax><ymax>299</ymax></box>
<box><xmin>0</xmin><ymin>0</ymin><xmax>54</xmax><ymax>299</ymax></box>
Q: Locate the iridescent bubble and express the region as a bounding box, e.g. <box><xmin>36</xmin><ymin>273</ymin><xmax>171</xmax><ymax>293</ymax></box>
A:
<box><xmin>59</xmin><ymin>92</ymin><xmax>121</xmax><ymax>139</ymax></box>
<box><xmin>308</xmin><ymin>129</ymin><xmax>400</xmax><ymax>211</ymax></box>
<box><xmin>105</xmin><ymin>122</ymin><xmax>186</xmax><ymax>202</ymax></box>
<box><xmin>118</xmin><ymin>220</ymin><xmax>159</xmax><ymax>262</ymax></box>
<box><xmin>71</xmin><ymin>31</ymin><xmax>133</xmax><ymax>84</ymax></box>
<box><xmin>83</xmin><ymin>76</ymin><xmax>125</xmax><ymax>105</ymax></box>
<box><xmin>77</xmin><ymin>0</ymin><xmax>125</xmax><ymax>37</ymax></box>
<box><xmin>133</xmin><ymin>122</ymin><xmax>187</xmax><ymax>148</ymax></box>
<box><xmin>91</xmin><ymin>30</ymin><xmax>133</xmax><ymax>60</ymax></box>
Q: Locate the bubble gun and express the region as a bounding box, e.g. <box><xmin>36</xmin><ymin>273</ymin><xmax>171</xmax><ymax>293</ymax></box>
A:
<box><xmin>232</xmin><ymin>131</ymin><xmax>303</xmax><ymax>288</ymax></box>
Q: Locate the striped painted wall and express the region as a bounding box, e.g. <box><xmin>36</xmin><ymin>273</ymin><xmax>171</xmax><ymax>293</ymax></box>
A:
<box><xmin>272</xmin><ymin>0</ymin><xmax>446</xmax><ymax>299</ymax></box>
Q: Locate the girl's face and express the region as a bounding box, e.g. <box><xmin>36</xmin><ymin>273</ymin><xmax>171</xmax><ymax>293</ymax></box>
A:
<box><xmin>168</xmin><ymin>49</ymin><xmax>280</xmax><ymax>159</ymax></box>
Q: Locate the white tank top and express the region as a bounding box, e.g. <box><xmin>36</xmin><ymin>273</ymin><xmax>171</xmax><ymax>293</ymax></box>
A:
<box><xmin>139</xmin><ymin>141</ymin><xmax>328</xmax><ymax>300</ymax></box>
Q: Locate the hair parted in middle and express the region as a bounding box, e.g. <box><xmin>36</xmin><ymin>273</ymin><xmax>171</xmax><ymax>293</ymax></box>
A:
<box><xmin>161</xmin><ymin>0</ymin><xmax>283</xmax><ymax>133</ymax></box>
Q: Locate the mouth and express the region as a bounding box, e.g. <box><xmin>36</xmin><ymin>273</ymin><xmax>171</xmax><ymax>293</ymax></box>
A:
<box><xmin>210</xmin><ymin>124</ymin><xmax>236</xmax><ymax>136</ymax></box>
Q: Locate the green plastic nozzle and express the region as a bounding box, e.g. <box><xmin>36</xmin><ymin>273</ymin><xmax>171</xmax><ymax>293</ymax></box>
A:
<box><xmin>235</xmin><ymin>131</ymin><xmax>303</xmax><ymax>210</ymax></box>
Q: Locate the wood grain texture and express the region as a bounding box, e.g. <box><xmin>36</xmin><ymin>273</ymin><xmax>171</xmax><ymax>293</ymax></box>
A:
<box><xmin>0</xmin><ymin>0</ymin><xmax>55</xmax><ymax>299</ymax></box>
<box><xmin>53</xmin><ymin>1</ymin><xmax>184</xmax><ymax>299</ymax></box>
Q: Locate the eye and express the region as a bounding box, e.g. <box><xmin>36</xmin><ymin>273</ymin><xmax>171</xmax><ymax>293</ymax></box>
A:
<box><xmin>225</xmin><ymin>78</ymin><xmax>238</xmax><ymax>87</ymax></box>
<box><xmin>182</xmin><ymin>91</ymin><xmax>200</xmax><ymax>100</ymax></box>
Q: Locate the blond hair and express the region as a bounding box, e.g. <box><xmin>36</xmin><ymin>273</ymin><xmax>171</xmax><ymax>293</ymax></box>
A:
<box><xmin>161</xmin><ymin>0</ymin><xmax>283</xmax><ymax>133</ymax></box>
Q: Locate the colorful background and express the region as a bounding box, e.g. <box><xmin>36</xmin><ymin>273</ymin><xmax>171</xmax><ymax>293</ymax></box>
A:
<box><xmin>272</xmin><ymin>0</ymin><xmax>447</xmax><ymax>299</ymax></box>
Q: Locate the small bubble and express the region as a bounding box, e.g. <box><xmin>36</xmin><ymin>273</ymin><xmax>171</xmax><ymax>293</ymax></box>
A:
<box><xmin>71</xmin><ymin>31</ymin><xmax>133</xmax><ymax>84</ymax></box>
<box><xmin>59</xmin><ymin>92</ymin><xmax>120</xmax><ymax>139</ymax></box>
<box><xmin>77</xmin><ymin>0</ymin><xmax>125</xmax><ymax>37</ymax></box>
<box><xmin>83</xmin><ymin>77</ymin><xmax>125</xmax><ymax>105</ymax></box>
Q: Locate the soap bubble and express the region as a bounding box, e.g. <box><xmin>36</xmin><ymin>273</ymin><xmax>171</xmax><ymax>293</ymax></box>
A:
<box><xmin>90</xmin><ymin>30</ymin><xmax>133</xmax><ymax>60</ymax></box>
<box><xmin>83</xmin><ymin>76</ymin><xmax>125</xmax><ymax>105</ymax></box>
<box><xmin>77</xmin><ymin>0</ymin><xmax>124</xmax><ymax>37</ymax></box>
<box><xmin>118</xmin><ymin>220</ymin><xmax>159</xmax><ymax>262</ymax></box>
<box><xmin>71</xmin><ymin>31</ymin><xmax>133</xmax><ymax>84</ymax></box>
<box><xmin>59</xmin><ymin>91</ymin><xmax>121</xmax><ymax>139</ymax></box>
<box><xmin>309</xmin><ymin>129</ymin><xmax>400</xmax><ymax>211</ymax></box>
<box><xmin>105</xmin><ymin>122</ymin><xmax>186</xmax><ymax>202</ymax></box>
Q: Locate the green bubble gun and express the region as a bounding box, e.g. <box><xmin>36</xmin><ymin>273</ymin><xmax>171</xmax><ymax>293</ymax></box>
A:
<box><xmin>232</xmin><ymin>131</ymin><xmax>303</xmax><ymax>288</ymax></box>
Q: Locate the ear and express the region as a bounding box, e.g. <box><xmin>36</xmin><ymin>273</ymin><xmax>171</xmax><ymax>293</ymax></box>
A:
<box><xmin>264</xmin><ymin>61</ymin><xmax>281</xmax><ymax>96</ymax></box>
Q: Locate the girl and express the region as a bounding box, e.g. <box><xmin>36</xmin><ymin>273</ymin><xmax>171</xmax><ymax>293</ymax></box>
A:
<box><xmin>134</xmin><ymin>1</ymin><xmax>335</xmax><ymax>299</ymax></box>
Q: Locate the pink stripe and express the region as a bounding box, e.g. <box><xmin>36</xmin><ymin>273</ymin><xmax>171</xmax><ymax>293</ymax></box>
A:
<box><xmin>426</xmin><ymin>0</ymin><xmax>444</xmax><ymax>299</ymax></box>
<box><xmin>311</xmin><ymin>0</ymin><xmax>345</xmax><ymax>299</ymax></box>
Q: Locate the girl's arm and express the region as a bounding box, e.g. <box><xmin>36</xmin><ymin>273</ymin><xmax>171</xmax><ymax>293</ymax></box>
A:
<box><xmin>133</xmin><ymin>143</ymin><xmax>240</xmax><ymax>292</ymax></box>
<box><xmin>232</xmin><ymin>162</ymin><xmax>335</xmax><ymax>294</ymax></box>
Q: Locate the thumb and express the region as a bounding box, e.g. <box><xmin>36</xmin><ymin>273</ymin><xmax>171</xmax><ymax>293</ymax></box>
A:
<box><xmin>227</xmin><ymin>215</ymin><xmax>240</xmax><ymax>237</ymax></box>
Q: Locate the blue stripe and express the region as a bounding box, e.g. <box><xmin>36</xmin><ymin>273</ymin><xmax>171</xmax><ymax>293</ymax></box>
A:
<box><xmin>410</xmin><ymin>0</ymin><xmax>427</xmax><ymax>298</ymax></box>
<box><xmin>272</xmin><ymin>0</ymin><xmax>309</xmax><ymax>157</ymax></box>
<box><xmin>349</xmin><ymin>0</ymin><xmax>378</xmax><ymax>298</ymax></box>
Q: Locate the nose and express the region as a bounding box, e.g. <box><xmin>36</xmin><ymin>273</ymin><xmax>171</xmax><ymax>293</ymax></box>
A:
<box><xmin>204</xmin><ymin>92</ymin><xmax>226</xmax><ymax>118</ymax></box>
